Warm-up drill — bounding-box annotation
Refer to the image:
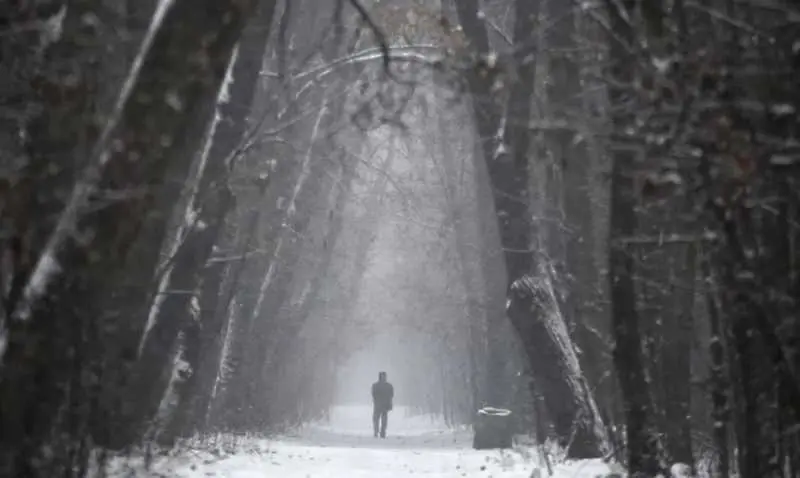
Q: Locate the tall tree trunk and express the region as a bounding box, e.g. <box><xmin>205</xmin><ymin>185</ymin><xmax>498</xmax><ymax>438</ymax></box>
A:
<box><xmin>692</xmin><ymin>3</ymin><xmax>800</xmax><ymax>473</ymax></box>
<box><xmin>126</xmin><ymin>0</ymin><xmax>157</xmax><ymax>58</ymax></box>
<box><xmin>545</xmin><ymin>0</ymin><xmax>612</xmax><ymax>417</ymax></box>
<box><xmin>429</xmin><ymin>89</ymin><xmax>486</xmax><ymax>413</ymax></box>
<box><xmin>191</xmin><ymin>181</ymin><xmax>270</xmax><ymax>433</ymax></box>
<box><xmin>702</xmin><ymin>250</ymin><xmax>730</xmax><ymax>478</ymax></box>
<box><xmin>0</xmin><ymin>0</ymin><xmax>261</xmax><ymax>472</ymax></box>
<box><xmin>661</xmin><ymin>239</ymin><xmax>695</xmax><ymax>466</ymax></box>
<box><xmin>122</xmin><ymin>0</ymin><xmax>279</xmax><ymax>445</ymax></box>
<box><xmin>604</xmin><ymin>0</ymin><xmax>664</xmax><ymax>473</ymax></box>
<box><xmin>218</xmin><ymin>84</ymin><xmax>335</xmax><ymax>431</ymax></box>
<box><xmin>634</xmin><ymin>198</ymin><xmax>695</xmax><ymax>468</ymax></box>
<box><xmin>257</xmin><ymin>134</ymin><xmax>356</xmax><ymax>426</ymax></box>
<box><xmin>0</xmin><ymin>2</ymin><xmax>118</xmax><ymax>474</ymax></box>
<box><xmin>607</xmin><ymin>149</ymin><xmax>663</xmax><ymax>475</ymax></box>
<box><xmin>453</xmin><ymin>0</ymin><xmax>608</xmax><ymax>458</ymax></box>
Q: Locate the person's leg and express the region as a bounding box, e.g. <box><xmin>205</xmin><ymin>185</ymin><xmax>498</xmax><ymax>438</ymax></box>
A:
<box><xmin>380</xmin><ymin>410</ymin><xmax>388</xmax><ymax>438</ymax></box>
<box><xmin>372</xmin><ymin>407</ymin><xmax>380</xmax><ymax>437</ymax></box>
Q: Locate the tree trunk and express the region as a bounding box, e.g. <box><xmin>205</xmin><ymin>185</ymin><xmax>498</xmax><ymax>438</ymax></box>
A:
<box><xmin>453</xmin><ymin>0</ymin><xmax>608</xmax><ymax>458</ymax></box>
<box><xmin>215</xmin><ymin>59</ymin><xmax>343</xmax><ymax>427</ymax></box>
<box><xmin>702</xmin><ymin>251</ymin><xmax>730</xmax><ymax>478</ymax></box>
<box><xmin>123</xmin><ymin>0</ymin><xmax>279</xmax><ymax>445</ymax></box>
<box><xmin>126</xmin><ymin>0</ymin><xmax>157</xmax><ymax>59</ymax></box>
<box><xmin>0</xmin><ymin>0</ymin><xmax>261</xmax><ymax>472</ymax></box>
<box><xmin>507</xmin><ymin>276</ymin><xmax>609</xmax><ymax>458</ymax></box>
<box><xmin>604</xmin><ymin>2</ymin><xmax>664</xmax><ymax>473</ymax></box>
<box><xmin>190</xmin><ymin>182</ymin><xmax>270</xmax><ymax>434</ymax></box>
<box><xmin>0</xmin><ymin>2</ymin><xmax>118</xmax><ymax>474</ymax></box>
<box><xmin>544</xmin><ymin>0</ymin><xmax>612</xmax><ymax>415</ymax></box>
<box><xmin>661</xmin><ymin>240</ymin><xmax>695</xmax><ymax>466</ymax></box>
<box><xmin>257</xmin><ymin>137</ymin><xmax>356</xmax><ymax>426</ymax></box>
<box><xmin>607</xmin><ymin>150</ymin><xmax>663</xmax><ymax>475</ymax></box>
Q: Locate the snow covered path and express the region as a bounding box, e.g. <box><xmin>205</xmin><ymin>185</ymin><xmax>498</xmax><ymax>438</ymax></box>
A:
<box><xmin>120</xmin><ymin>406</ymin><xmax>615</xmax><ymax>477</ymax></box>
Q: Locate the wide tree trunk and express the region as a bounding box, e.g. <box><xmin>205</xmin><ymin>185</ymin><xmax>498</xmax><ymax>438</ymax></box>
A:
<box><xmin>123</xmin><ymin>0</ymin><xmax>279</xmax><ymax>445</ymax></box>
<box><xmin>0</xmin><ymin>0</ymin><xmax>262</xmax><ymax>471</ymax></box>
<box><xmin>0</xmin><ymin>2</ymin><xmax>120</xmax><ymax>474</ymax></box>
<box><xmin>452</xmin><ymin>0</ymin><xmax>609</xmax><ymax>458</ymax></box>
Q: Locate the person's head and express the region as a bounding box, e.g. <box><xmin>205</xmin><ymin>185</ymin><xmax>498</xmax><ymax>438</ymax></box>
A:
<box><xmin>378</xmin><ymin>371</ymin><xmax>387</xmax><ymax>382</ymax></box>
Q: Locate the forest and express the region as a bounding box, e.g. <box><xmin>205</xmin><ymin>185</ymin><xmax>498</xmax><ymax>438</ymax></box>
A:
<box><xmin>0</xmin><ymin>0</ymin><xmax>798</xmax><ymax>477</ymax></box>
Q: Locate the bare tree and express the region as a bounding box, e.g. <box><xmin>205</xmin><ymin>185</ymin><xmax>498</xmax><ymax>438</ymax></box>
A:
<box><xmin>0</xmin><ymin>0</ymin><xmax>261</xmax><ymax>472</ymax></box>
<box><xmin>451</xmin><ymin>0</ymin><xmax>609</xmax><ymax>458</ymax></box>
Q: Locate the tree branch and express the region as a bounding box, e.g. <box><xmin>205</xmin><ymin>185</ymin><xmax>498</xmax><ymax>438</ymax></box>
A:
<box><xmin>347</xmin><ymin>0</ymin><xmax>391</xmax><ymax>70</ymax></box>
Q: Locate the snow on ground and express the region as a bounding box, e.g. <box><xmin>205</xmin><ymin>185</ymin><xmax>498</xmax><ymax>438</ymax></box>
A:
<box><xmin>108</xmin><ymin>405</ymin><xmax>617</xmax><ymax>477</ymax></box>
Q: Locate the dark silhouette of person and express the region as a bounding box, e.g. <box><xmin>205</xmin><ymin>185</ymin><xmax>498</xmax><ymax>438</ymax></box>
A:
<box><xmin>371</xmin><ymin>371</ymin><xmax>394</xmax><ymax>438</ymax></box>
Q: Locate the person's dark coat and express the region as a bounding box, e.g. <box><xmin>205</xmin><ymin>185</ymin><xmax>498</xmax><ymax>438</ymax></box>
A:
<box><xmin>371</xmin><ymin>380</ymin><xmax>394</xmax><ymax>412</ymax></box>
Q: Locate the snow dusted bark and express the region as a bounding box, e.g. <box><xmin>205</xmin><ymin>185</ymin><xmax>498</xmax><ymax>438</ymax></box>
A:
<box><xmin>198</xmin><ymin>182</ymin><xmax>270</xmax><ymax>432</ymax></box>
<box><xmin>212</xmin><ymin>4</ymin><xmax>368</xmax><ymax>425</ymax></box>
<box><xmin>0</xmin><ymin>2</ymin><xmax>122</xmax><ymax>473</ymax></box>
<box><xmin>122</xmin><ymin>0</ymin><xmax>279</xmax><ymax>445</ymax></box>
<box><xmin>257</xmin><ymin>141</ymin><xmax>356</xmax><ymax>425</ymax></box>
<box><xmin>210</xmin><ymin>11</ymin><xmax>378</xmax><ymax>429</ymax></box>
<box><xmin>126</xmin><ymin>0</ymin><xmax>158</xmax><ymax>59</ymax></box>
<box><xmin>543</xmin><ymin>0</ymin><xmax>611</xmax><ymax>415</ymax></box>
<box><xmin>453</xmin><ymin>0</ymin><xmax>609</xmax><ymax>458</ymax></box>
<box><xmin>604</xmin><ymin>1</ymin><xmax>664</xmax><ymax>474</ymax></box>
<box><xmin>0</xmin><ymin>1</ymin><xmax>66</xmax><ymax>329</ymax></box>
<box><xmin>0</xmin><ymin>0</ymin><xmax>262</xmax><ymax>468</ymax></box>
<box><xmin>507</xmin><ymin>274</ymin><xmax>609</xmax><ymax>458</ymax></box>
<box><xmin>250</xmin><ymin>103</ymin><xmax>327</xmax><ymax>317</ymax></box>
<box><xmin>159</xmin><ymin>0</ymin><xmax>280</xmax><ymax>437</ymax></box>
<box><xmin>221</xmin><ymin>94</ymin><xmax>338</xmax><ymax>430</ymax></box>
<box><xmin>1</xmin><ymin>0</ymin><xmax>104</xmax><ymax>337</ymax></box>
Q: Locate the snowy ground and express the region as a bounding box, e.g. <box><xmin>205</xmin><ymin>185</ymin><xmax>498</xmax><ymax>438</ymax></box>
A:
<box><xmin>109</xmin><ymin>405</ymin><xmax>618</xmax><ymax>477</ymax></box>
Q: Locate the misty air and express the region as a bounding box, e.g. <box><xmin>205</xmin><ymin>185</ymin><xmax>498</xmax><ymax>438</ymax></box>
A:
<box><xmin>0</xmin><ymin>1</ymin><xmax>798</xmax><ymax>477</ymax></box>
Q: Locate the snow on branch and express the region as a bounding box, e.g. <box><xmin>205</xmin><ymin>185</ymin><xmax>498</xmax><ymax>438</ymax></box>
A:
<box><xmin>347</xmin><ymin>0</ymin><xmax>391</xmax><ymax>70</ymax></box>
<box><xmin>262</xmin><ymin>45</ymin><xmax>445</xmax><ymax>82</ymax></box>
<box><xmin>612</xmin><ymin>231</ymin><xmax>718</xmax><ymax>247</ymax></box>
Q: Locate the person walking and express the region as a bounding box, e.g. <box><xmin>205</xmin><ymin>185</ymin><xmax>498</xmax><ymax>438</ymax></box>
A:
<box><xmin>371</xmin><ymin>371</ymin><xmax>394</xmax><ymax>438</ymax></box>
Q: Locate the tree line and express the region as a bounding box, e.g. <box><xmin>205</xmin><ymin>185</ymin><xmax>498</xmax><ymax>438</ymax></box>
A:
<box><xmin>0</xmin><ymin>1</ymin><xmax>798</xmax><ymax>477</ymax></box>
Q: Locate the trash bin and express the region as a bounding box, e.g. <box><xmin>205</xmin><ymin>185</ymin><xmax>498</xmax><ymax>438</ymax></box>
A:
<box><xmin>472</xmin><ymin>407</ymin><xmax>513</xmax><ymax>449</ymax></box>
